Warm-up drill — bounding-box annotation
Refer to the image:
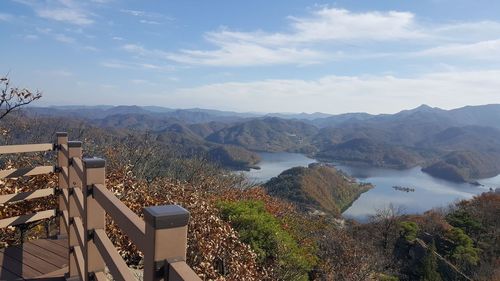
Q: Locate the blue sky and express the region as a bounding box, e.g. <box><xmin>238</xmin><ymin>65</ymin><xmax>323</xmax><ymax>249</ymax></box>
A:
<box><xmin>1</xmin><ymin>0</ymin><xmax>500</xmax><ymax>114</ymax></box>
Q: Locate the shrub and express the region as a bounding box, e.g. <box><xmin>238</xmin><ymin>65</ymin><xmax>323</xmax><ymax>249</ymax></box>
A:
<box><xmin>375</xmin><ymin>273</ymin><xmax>399</xmax><ymax>281</ymax></box>
<box><xmin>399</xmin><ymin>221</ymin><xmax>420</xmax><ymax>242</ymax></box>
<box><xmin>446</xmin><ymin>209</ymin><xmax>483</xmax><ymax>236</ymax></box>
<box><xmin>218</xmin><ymin>200</ymin><xmax>316</xmax><ymax>281</ymax></box>
<box><xmin>446</xmin><ymin>227</ymin><xmax>480</xmax><ymax>266</ymax></box>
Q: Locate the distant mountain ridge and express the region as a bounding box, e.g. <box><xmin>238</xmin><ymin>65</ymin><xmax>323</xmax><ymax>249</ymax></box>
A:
<box><xmin>29</xmin><ymin>103</ymin><xmax>500</xmax><ymax>128</ymax></box>
<box><xmin>25</xmin><ymin>104</ymin><xmax>500</xmax><ymax>182</ymax></box>
<box><xmin>28</xmin><ymin>105</ymin><xmax>259</xmax><ymax>123</ymax></box>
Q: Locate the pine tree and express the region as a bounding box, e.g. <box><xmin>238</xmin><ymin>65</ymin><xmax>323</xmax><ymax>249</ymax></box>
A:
<box><xmin>421</xmin><ymin>241</ymin><xmax>442</xmax><ymax>281</ymax></box>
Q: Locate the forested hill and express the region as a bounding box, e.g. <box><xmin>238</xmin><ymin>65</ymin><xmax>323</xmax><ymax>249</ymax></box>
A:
<box><xmin>206</xmin><ymin>117</ymin><xmax>319</xmax><ymax>152</ymax></box>
<box><xmin>264</xmin><ymin>164</ymin><xmax>372</xmax><ymax>215</ymax></box>
<box><xmin>26</xmin><ymin>104</ymin><xmax>500</xmax><ymax>182</ymax></box>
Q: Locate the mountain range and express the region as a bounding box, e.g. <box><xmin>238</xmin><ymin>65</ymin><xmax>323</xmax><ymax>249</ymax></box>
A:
<box><xmin>26</xmin><ymin>104</ymin><xmax>500</xmax><ymax>182</ymax></box>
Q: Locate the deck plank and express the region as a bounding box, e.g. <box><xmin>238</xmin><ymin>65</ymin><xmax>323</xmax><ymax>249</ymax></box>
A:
<box><xmin>0</xmin><ymin>247</ymin><xmax>60</xmax><ymax>275</ymax></box>
<box><xmin>0</xmin><ymin>248</ymin><xmax>40</xmax><ymax>278</ymax></box>
<box><xmin>44</xmin><ymin>240</ymin><xmax>67</xmax><ymax>250</ymax></box>
<box><xmin>23</xmin><ymin>243</ymin><xmax>67</xmax><ymax>267</ymax></box>
<box><xmin>0</xmin><ymin>238</ymin><xmax>68</xmax><ymax>280</ymax></box>
<box><xmin>28</xmin><ymin>240</ymin><xmax>67</xmax><ymax>259</ymax></box>
<box><xmin>0</xmin><ymin>265</ymin><xmax>23</xmax><ymax>280</ymax></box>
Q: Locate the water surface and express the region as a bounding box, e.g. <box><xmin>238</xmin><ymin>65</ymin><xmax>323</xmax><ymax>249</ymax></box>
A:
<box><xmin>241</xmin><ymin>152</ymin><xmax>316</xmax><ymax>183</ymax></box>
<box><xmin>337</xmin><ymin>164</ymin><xmax>494</xmax><ymax>221</ymax></box>
<box><xmin>240</xmin><ymin>152</ymin><xmax>499</xmax><ymax>221</ymax></box>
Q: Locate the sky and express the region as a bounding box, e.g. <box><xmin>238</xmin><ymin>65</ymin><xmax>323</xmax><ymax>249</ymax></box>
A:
<box><xmin>1</xmin><ymin>0</ymin><xmax>500</xmax><ymax>114</ymax></box>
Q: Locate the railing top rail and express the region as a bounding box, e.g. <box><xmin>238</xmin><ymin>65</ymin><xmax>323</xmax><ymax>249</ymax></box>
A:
<box><xmin>94</xmin><ymin>229</ymin><xmax>137</xmax><ymax>281</ymax></box>
<box><xmin>72</xmin><ymin>157</ymin><xmax>84</xmax><ymax>181</ymax></box>
<box><xmin>168</xmin><ymin>261</ymin><xmax>203</xmax><ymax>281</ymax></box>
<box><xmin>0</xmin><ymin>209</ymin><xmax>57</xmax><ymax>229</ymax></box>
<box><xmin>0</xmin><ymin>143</ymin><xmax>55</xmax><ymax>155</ymax></box>
<box><xmin>0</xmin><ymin>188</ymin><xmax>54</xmax><ymax>204</ymax></box>
<box><xmin>93</xmin><ymin>183</ymin><xmax>146</xmax><ymax>251</ymax></box>
<box><xmin>0</xmin><ymin>165</ymin><xmax>55</xmax><ymax>179</ymax></box>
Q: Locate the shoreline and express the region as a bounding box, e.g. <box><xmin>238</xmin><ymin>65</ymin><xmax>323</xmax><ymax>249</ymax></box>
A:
<box><xmin>244</xmin><ymin>152</ymin><xmax>494</xmax><ymax>186</ymax></box>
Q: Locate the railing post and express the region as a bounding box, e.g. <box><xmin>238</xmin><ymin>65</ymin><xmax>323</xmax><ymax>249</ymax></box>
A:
<box><xmin>68</xmin><ymin>141</ymin><xmax>82</xmax><ymax>278</ymax></box>
<box><xmin>82</xmin><ymin>158</ymin><xmax>106</xmax><ymax>281</ymax></box>
<box><xmin>55</xmin><ymin>132</ymin><xmax>68</xmax><ymax>238</ymax></box>
<box><xmin>143</xmin><ymin>205</ymin><xmax>190</xmax><ymax>281</ymax></box>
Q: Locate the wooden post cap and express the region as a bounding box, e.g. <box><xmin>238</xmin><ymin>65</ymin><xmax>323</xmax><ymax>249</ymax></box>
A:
<box><xmin>56</xmin><ymin>132</ymin><xmax>68</xmax><ymax>137</ymax></box>
<box><xmin>68</xmin><ymin>141</ymin><xmax>82</xmax><ymax>148</ymax></box>
<box><xmin>82</xmin><ymin>158</ymin><xmax>106</xmax><ymax>168</ymax></box>
<box><xmin>144</xmin><ymin>205</ymin><xmax>190</xmax><ymax>229</ymax></box>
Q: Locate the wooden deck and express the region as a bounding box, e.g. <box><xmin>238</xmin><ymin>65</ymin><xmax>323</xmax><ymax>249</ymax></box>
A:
<box><xmin>0</xmin><ymin>238</ymin><xmax>68</xmax><ymax>280</ymax></box>
<box><xmin>0</xmin><ymin>137</ymin><xmax>201</xmax><ymax>281</ymax></box>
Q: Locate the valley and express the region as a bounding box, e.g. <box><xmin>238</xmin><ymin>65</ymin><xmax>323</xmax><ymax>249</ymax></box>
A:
<box><xmin>15</xmin><ymin>104</ymin><xmax>500</xmax><ymax>221</ymax></box>
<box><xmin>27</xmin><ymin>103</ymin><xmax>500</xmax><ymax>183</ymax></box>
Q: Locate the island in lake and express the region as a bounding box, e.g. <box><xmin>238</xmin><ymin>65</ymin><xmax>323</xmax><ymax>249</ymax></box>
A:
<box><xmin>263</xmin><ymin>163</ymin><xmax>373</xmax><ymax>216</ymax></box>
<box><xmin>392</xmin><ymin>185</ymin><xmax>415</xmax><ymax>192</ymax></box>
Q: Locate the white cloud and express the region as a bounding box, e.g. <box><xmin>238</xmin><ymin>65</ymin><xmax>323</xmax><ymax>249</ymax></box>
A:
<box><xmin>24</xmin><ymin>34</ymin><xmax>39</xmax><ymax>40</ymax></box>
<box><xmin>100</xmin><ymin>60</ymin><xmax>175</xmax><ymax>71</ymax></box>
<box><xmin>149</xmin><ymin>7</ymin><xmax>500</xmax><ymax>67</ymax></box>
<box><xmin>122</xmin><ymin>44</ymin><xmax>148</xmax><ymax>55</ymax></box>
<box><xmin>36</xmin><ymin>27</ymin><xmax>52</xmax><ymax>34</ymax></box>
<box><xmin>120</xmin><ymin>9</ymin><xmax>173</xmax><ymax>24</ymax></box>
<box><xmin>288</xmin><ymin>8</ymin><xmax>425</xmax><ymax>42</ymax></box>
<box><xmin>81</xmin><ymin>45</ymin><xmax>99</xmax><ymax>51</ymax></box>
<box><xmin>165</xmin><ymin>43</ymin><xmax>325</xmax><ymax>66</ymax></box>
<box><xmin>0</xmin><ymin>13</ymin><xmax>13</xmax><ymax>21</ymax></box>
<box><xmin>432</xmin><ymin>21</ymin><xmax>500</xmax><ymax>42</ymax></box>
<box><xmin>54</xmin><ymin>33</ymin><xmax>76</xmax><ymax>44</ymax></box>
<box><xmin>166</xmin><ymin>70</ymin><xmax>500</xmax><ymax>113</ymax></box>
<box><xmin>37</xmin><ymin>8</ymin><xmax>93</xmax><ymax>25</ymax></box>
<box><xmin>130</xmin><ymin>79</ymin><xmax>157</xmax><ymax>86</ymax></box>
<box><xmin>101</xmin><ymin>61</ymin><xmax>128</xmax><ymax>69</ymax></box>
<box><xmin>120</xmin><ymin>9</ymin><xmax>148</xmax><ymax>17</ymax></box>
<box><xmin>159</xmin><ymin>8</ymin><xmax>427</xmax><ymax>66</ymax></box>
<box><xmin>139</xmin><ymin>19</ymin><xmax>161</xmax><ymax>25</ymax></box>
<box><xmin>417</xmin><ymin>39</ymin><xmax>500</xmax><ymax>60</ymax></box>
<box><xmin>35</xmin><ymin>25</ymin><xmax>96</xmax><ymax>48</ymax></box>
<box><xmin>36</xmin><ymin>26</ymin><xmax>74</xmax><ymax>44</ymax></box>
<box><xmin>205</xmin><ymin>8</ymin><xmax>425</xmax><ymax>47</ymax></box>
<box><xmin>16</xmin><ymin>0</ymin><xmax>94</xmax><ymax>26</ymax></box>
<box><xmin>121</xmin><ymin>42</ymin><xmax>325</xmax><ymax>67</ymax></box>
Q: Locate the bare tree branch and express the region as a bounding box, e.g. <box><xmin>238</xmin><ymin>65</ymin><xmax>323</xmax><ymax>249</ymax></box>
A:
<box><xmin>0</xmin><ymin>77</ymin><xmax>42</xmax><ymax>121</ymax></box>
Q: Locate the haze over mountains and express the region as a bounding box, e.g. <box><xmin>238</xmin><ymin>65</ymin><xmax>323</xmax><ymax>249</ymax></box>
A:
<box><xmin>28</xmin><ymin>104</ymin><xmax>500</xmax><ymax>183</ymax></box>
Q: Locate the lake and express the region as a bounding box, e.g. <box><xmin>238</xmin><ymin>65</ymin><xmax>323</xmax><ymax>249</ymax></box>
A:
<box><xmin>242</xmin><ymin>152</ymin><xmax>499</xmax><ymax>221</ymax></box>
<box><xmin>241</xmin><ymin>152</ymin><xmax>317</xmax><ymax>183</ymax></box>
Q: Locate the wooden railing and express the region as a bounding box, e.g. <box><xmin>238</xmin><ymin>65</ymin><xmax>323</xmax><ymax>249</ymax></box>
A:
<box><xmin>0</xmin><ymin>132</ymin><xmax>202</xmax><ymax>281</ymax></box>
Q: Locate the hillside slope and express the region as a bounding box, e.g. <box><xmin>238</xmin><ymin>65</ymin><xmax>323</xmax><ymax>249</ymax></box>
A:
<box><xmin>206</xmin><ymin>117</ymin><xmax>319</xmax><ymax>152</ymax></box>
<box><xmin>422</xmin><ymin>151</ymin><xmax>500</xmax><ymax>183</ymax></box>
<box><xmin>264</xmin><ymin>164</ymin><xmax>372</xmax><ymax>215</ymax></box>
